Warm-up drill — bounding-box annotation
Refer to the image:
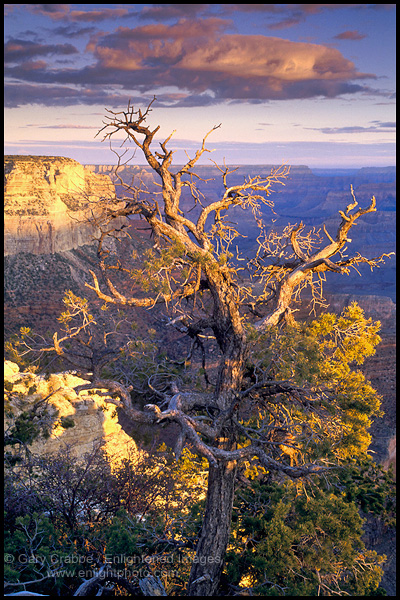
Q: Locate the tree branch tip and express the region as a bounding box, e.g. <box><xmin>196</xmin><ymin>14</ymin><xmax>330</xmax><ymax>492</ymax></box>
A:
<box><xmin>339</xmin><ymin>210</ymin><xmax>351</xmax><ymax>222</ymax></box>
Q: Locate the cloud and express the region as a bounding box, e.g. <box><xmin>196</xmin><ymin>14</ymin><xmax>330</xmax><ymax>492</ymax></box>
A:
<box><xmin>222</xmin><ymin>4</ymin><xmax>360</xmax><ymax>30</ymax></box>
<box><xmin>138</xmin><ymin>4</ymin><xmax>211</xmax><ymax>21</ymax></box>
<box><xmin>84</xmin><ymin>22</ymin><xmax>375</xmax><ymax>101</ymax></box>
<box><xmin>219</xmin><ymin>4</ymin><xmax>396</xmax><ymax>30</ymax></box>
<box><xmin>4</xmin><ymin>82</ymin><xmax>134</xmax><ymax>109</ymax></box>
<box><xmin>68</xmin><ymin>8</ymin><xmax>132</xmax><ymax>23</ymax></box>
<box><xmin>334</xmin><ymin>30</ymin><xmax>367</xmax><ymax>41</ymax></box>
<box><xmin>306</xmin><ymin>121</ymin><xmax>396</xmax><ymax>134</ymax></box>
<box><xmin>25</xmin><ymin>5</ymin><xmax>70</xmax><ymax>19</ymax></box>
<box><xmin>4</xmin><ymin>16</ymin><xmax>381</xmax><ymax>108</ymax></box>
<box><xmin>26</xmin><ymin>123</ymin><xmax>97</xmax><ymax>129</ymax></box>
<box><xmin>4</xmin><ymin>38</ymin><xmax>78</xmax><ymax>63</ymax></box>
<box><xmin>174</xmin><ymin>35</ymin><xmax>362</xmax><ymax>80</ymax></box>
<box><xmin>23</xmin><ymin>5</ymin><xmax>132</xmax><ymax>23</ymax></box>
<box><xmin>50</xmin><ymin>24</ymin><xmax>98</xmax><ymax>39</ymax></box>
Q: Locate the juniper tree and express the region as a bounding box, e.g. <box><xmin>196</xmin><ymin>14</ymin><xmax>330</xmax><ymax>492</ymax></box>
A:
<box><xmin>35</xmin><ymin>99</ymin><xmax>392</xmax><ymax>596</ymax></box>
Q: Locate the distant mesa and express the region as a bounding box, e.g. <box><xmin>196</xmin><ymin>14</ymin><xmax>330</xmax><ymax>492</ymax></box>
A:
<box><xmin>4</xmin><ymin>155</ymin><xmax>117</xmax><ymax>256</ymax></box>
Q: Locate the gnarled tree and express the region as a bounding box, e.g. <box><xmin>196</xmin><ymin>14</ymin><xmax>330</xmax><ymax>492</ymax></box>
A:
<box><xmin>39</xmin><ymin>99</ymin><xmax>392</xmax><ymax>596</ymax></box>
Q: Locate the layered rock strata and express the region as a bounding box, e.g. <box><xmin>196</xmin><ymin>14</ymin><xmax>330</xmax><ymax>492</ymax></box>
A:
<box><xmin>4</xmin><ymin>156</ymin><xmax>116</xmax><ymax>255</ymax></box>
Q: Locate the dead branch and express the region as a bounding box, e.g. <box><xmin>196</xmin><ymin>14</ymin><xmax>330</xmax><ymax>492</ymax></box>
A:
<box><xmin>255</xmin><ymin>192</ymin><xmax>392</xmax><ymax>329</ymax></box>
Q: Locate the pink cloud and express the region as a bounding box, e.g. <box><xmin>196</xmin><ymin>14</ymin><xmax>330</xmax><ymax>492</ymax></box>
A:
<box><xmin>69</xmin><ymin>8</ymin><xmax>130</xmax><ymax>23</ymax></box>
<box><xmin>176</xmin><ymin>36</ymin><xmax>362</xmax><ymax>81</ymax></box>
<box><xmin>26</xmin><ymin>4</ymin><xmax>70</xmax><ymax>19</ymax></box>
<box><xmin>87</xmin><ymin>21</ymin><xmax>375</xmax><ymax>101</ymax></box>
<box><xmin>334</xmin><ymin>30</ymin><xmax>367</xmax><ymax>41</ymax></box>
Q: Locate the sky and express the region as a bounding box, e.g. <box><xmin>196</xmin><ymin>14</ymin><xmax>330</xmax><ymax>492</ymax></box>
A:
<box><xmin>4</xmin><ymin>4</ymin><xmax>396</xmax><ymax>168</ymax></box>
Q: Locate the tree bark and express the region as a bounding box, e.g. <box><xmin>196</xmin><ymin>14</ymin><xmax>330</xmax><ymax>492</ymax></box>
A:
<box><xmin>187</xmin><ymin>458</ymin><xmax>237</xmax><ymax>596</ymax></box>
<box><xmin>188</xmin><ymin>272</ymin><xmax>246</xmax><ymax>595</ymax></box>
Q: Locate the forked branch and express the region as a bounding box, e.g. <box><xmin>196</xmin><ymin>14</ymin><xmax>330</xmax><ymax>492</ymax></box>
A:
<box><xmin>255</xmin><ymin>193</ymin><xmax>393</xmax><ymax>328</ymax></box>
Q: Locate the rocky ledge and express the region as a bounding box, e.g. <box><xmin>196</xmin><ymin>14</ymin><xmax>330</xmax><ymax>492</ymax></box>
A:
<box><xmin>4</xmin><ymin>360</ymin><xmax>138</xmax><ymax>465</ymax></box>
<box><xmin>4</xmin><ymin>156</ymin><xmax>116</xmax><ymax>255</ymax></box>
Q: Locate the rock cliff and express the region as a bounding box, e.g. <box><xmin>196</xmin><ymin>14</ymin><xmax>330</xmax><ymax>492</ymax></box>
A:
<box><xmin>4</xmin><ymin>360</ymin><xmax>138</xmax><ymax>465</ymax></box>
<box><xmin>4</xmin><ymin>156</ymin><xmax>116</xmax><ymax>255</ymax></box>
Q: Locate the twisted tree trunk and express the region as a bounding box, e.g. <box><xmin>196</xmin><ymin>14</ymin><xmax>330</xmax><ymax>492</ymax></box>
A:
<box><xmin>187</xmin><ymin>459</ymin><xmax>237</xmax><ymax>596</ymax></box>
<box><xmin>187</xmin><ymin>272</ymin><xmax>247</xmax><ymax>595</ymax></box>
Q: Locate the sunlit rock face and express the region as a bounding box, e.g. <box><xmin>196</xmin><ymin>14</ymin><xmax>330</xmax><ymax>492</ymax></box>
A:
<box><xmin>4</xmin><ymin>156</ymin><xmax>116</xmax><ymax>255</ymax></box>
<box><xmin>4</xmin><ymin>361</ymin><xmax>138</xmax><ymax>465</ymax></box>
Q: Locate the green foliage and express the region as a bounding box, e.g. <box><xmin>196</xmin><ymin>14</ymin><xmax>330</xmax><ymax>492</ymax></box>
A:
<box><xmin>5</xmin><ymin>410</ymin><xmax>43</xmax><ymax>446</ymax></box>
<box><xmin>246</xmin><ymin>302</ymin><xmax>383</xmax><ymax>463</ymax></box>
<box><xmin>104</xmin><ymin>509</ymin><xmax>142</xmax><ymax>562</ymax></box>
<box><xmin>57</xmin><ymin>290</ymin><xmax>95</xmax><ymax>329</ymax></box>
<box><xmin>4</xmin><ymin>433</ymin><xmax>392</xmax><ymax>596</ymax></box>
<box><xmin>129</xmin><ymin>240</ymin><xmax>189</xmax><ymax>295</ymax></box>
<box><xmin>224</xmin><ymin>479</ymin><xmax>387</xmax><ymax>596</ymax></box>
<box><xmin>4</xmin><ymin>510</ymin><xmax>78</xmax><ymax>594</ymax></box>
<box><xmin>335</xmin><ymin>457</ymin><xmax>396</xmax><ymax>527</ymax></box>
<box><xmin>4</xmin><ymin>275</ymin><xmax>391</xmax><ymax>596</ymax></box>
<box><xmin>59</xmin><ymin>415</ymin><xmax>75</xmax><ymax>429</ymax></box>
<box><xmin>5</xmin><ymin>323</ymin><xmax>64</xmax><ymax>374</ymax></box>
<box><xmin>5</xmin><ymin>327</ymin><xmax>38</xmax><ymax>372</ymax></box>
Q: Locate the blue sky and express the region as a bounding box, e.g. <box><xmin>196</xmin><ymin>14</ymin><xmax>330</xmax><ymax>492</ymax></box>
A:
<box><xmin>4</xmin><ymin>4</ymin><xmax>396</xmax><ymax>167</ymax></box>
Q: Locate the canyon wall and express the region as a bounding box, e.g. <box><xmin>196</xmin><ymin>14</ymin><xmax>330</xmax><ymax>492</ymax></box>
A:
<box><xmin>4</xmin><ymin>156</ymin><xmax>116</xmax><ymax>255</ymax></box>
